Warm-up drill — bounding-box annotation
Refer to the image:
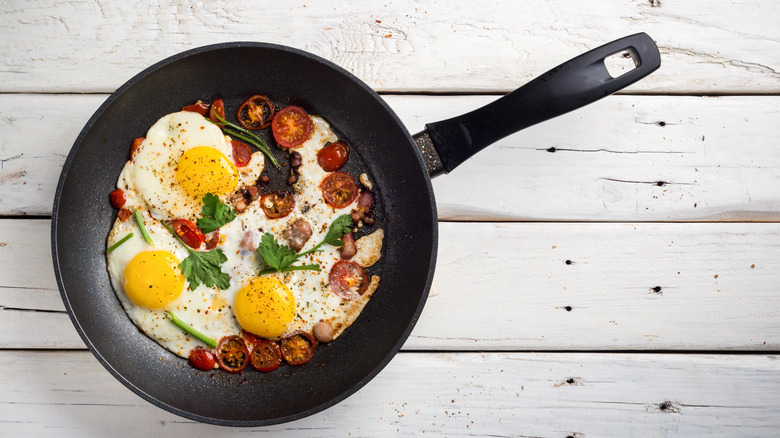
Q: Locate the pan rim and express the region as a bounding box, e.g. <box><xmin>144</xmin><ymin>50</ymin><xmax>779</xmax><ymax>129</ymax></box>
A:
<box><xmin>51</xmin><ymin>41</ymin><xmax>438</xmax><ymax>426</ymax></box>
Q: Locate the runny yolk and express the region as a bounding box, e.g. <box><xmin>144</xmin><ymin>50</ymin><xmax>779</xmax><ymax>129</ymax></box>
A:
<box><xmin>176</xmin><ymin>146</ymin><xmax>239</xmax><ymax>199</ymax></box>
<box><xmin>124</xmin><ymin>250</ymin><xmax>185</xmax><ymax>309</ymax></box>
<box><xmin>234</xmin><ymin>277</ymin><xmax>295</xmax><ymax>339</ymax></box>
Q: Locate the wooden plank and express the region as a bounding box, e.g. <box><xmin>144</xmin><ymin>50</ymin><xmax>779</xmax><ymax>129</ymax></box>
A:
<box><xmin>1</xmin><ymin>0</ymin><xmax>779</xmax><ymax>93</ymax></box>
<box><xmin>4</xmin><ymin>220</ymin><xmax>780</xmax><ymax>350</ymax></box>
<box><xmin>1</xmin><ymin>351</ymin><xmax>778</xmax><ymax>436</ymax></box>
<box><xmin>2</xmin><ymin>94</ymin><xmax>780</xmax><ymax>220</ymax></box>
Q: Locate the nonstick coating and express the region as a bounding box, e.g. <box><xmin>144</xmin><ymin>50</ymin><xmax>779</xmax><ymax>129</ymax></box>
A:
<box><xmin>52</xmin><ymin>42</ymin><xmax>437</xmax><ymax>426</ymax></box>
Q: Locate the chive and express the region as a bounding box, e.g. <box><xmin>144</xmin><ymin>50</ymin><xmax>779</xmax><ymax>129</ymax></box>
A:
<box><xmin>161</xmin><ymin>220</ymin><xmax>195</xmax><ymax>256</ymax></box>
<box><xmin>133</xmin><ymin>209</ymin><xmax>154</xmax><ymax>245</ymax></box>
<box><xmin>167</xmin><ymin>311</ymin><xmax>217</xmax><ymax>348</ymax></box>
<box><xmin>208</xmin><ymin>107</ymin><xmax>280</xmax><ymax>169</ymax></box>
<box><xmin>107</xmin><ymin>232</ymin><xmax>134</xmax><ymax>253</ymax></box>
<box><xmin>223</xmin><ymin>127</ymin><xmax>280</xmax><ymax>169</ymax></box>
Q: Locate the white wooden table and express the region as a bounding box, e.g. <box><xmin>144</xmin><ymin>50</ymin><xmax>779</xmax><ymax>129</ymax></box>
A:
<box><xmin>2</xmin><ymin>1</ymin><xmax>780</xmax><ymax>436</ymax></box>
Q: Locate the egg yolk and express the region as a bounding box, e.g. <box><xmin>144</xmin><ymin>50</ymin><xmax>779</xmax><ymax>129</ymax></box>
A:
<box><xmin>176</xmin><ymin>146</ymin><xmax>239</xmax><ymax>199</ymax></box>
<box><xmin>124</xmin><ymin>250</ymin><xmax>185</xmax><ymax>309</ymax></box>
<box><xmin>234</xmin><ymin>277</ymin><xmax>296</xmax><ymax>339</ymax></box>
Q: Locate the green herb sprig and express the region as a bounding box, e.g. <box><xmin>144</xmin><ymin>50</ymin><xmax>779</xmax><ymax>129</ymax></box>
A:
<box><xmin>209</xmin><ymin>107</ymin><xmax>280</xmax><ymax>169</ymax></box>
<box><xmin>133</xmin><ymin>210</ymin><xmax>154</xmax><ymax>244</ymax></box>
<box><xmin>107</xmin><ymin>232</ymin><xmax>134</xmax><ymax>253</ymax></box>
<box><xmin>167</xmin><ymin>310</ymin><xmax>217</xmax><ymax>348</ymax></box>
<box><xmin>256</xmin><ymin>214</ymin><xmax>353</xmax><ymax>276</ymax></box>
<box><xmin>196</xmin><ymin>193</ymin><xmax>236</xmax><ymax>234</ymax></box>
<box><xmin>162</xmin><ymin>221</ymin><xmax>230</xmax><ymax>290</ymax></box>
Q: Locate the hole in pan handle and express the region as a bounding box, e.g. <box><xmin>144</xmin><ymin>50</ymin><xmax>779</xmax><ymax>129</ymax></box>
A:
<box><xmin>417</xmin><ymin>32</ymin><xmax>661</xmax><ymax>177</ymax></box>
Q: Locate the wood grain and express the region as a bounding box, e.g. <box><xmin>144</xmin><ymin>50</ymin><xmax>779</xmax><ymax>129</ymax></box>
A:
<box><xmin>1</xmin><ymin>0</ymin><xmax>778</xmax><ymax>93</ymax></box>
<box><xmin>5</xmin><ymin>219</ymin><xmax>779</xmax><ymax>351</ymax></box>
<box><xmin>2</xmin><ymin>94</ymin><xmax>779</xmax><ymax>221</ymax></box>
<box><xmin>2</xmin><ymin>351</ymin><xmax>778</xmax><ymax>436</ymax></box>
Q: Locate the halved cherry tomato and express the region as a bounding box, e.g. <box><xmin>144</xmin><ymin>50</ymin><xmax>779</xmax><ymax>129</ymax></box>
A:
<box><xmin>317</xmin><ymin>141</ymin><xmax>350</xmax><ymax>172</ymax></box>
<box><xmin>260</xmin><ymin>191</ymin><xmax>295</xmax><ymax>219</ymax></box>
<box><xmin>181</xmin><ymin>100</ymin><xmax>210</xmax><ymax>116</ymax></box>
<box><xmin>250</xmin><ymin>339</ymin><xmax>283</xmax><ymax>372</ymax></box>
<box><xmin>215</xmin><ymin>335</ymin><xmax>249</xmax><ymax>374</ymax></box>
<box><xmin>188</xmin><ymin>347</ymin><xmax>216</xmax><ymax>371</ymax></box>
<box><xmin>329</xmin><ymin>260</ymin><xmax>370</xmax><ymax>300</ymax></box>
<box><xmin>208</xmin><ymin>97</ymin><xmax>226</xmax><ymax>126</ymax></box>
<box><xmin>272</xmin><ymin>106</ymin><xmax>313</xmax><ymax>148</ymax></box>
<box><xmin>231</xmin><ymin>139</ymin><xmax>252</xmax><ymax>167</ymax></box>
<box><xmin>237</xmin><ymin>95</ymin><xmax>275</xmax><ymax>130</ymax></box>
<box><xmin>320</xmin><ymin>172</ymin><xmax>359</xmax><ymax>208</ymax></box>
<box><xmin>130</xmin><ymin>137</ymin><xmax>145</xmax><ymax>161</ymax></box>
<box><xmin>280</xmin><ymin>331</ymin><xmax>317</xmax><ymax>366</ymax></box>
<box><xmin>168</xmin><ymin>219</ymin><xmax>205</xmax><ymax>249</ymax></box>
<box><xmin>117</xmin><ymin>208</ymin><xmax>132</xmax><ymax>222</ymax></box>
<box><xmin>109</xmin><ymin>189</ymin><xmax>126</xmax><ymax>208</ymax></box>
<box><xmin>204</xmin><ymin>229</ymin><xmax>220</xmax><ymax>250</ymax></box>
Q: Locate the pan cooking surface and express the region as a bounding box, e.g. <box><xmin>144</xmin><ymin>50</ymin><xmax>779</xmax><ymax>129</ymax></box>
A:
<box><xmin>52</xmin><ymin>42</ymin><xmax>437</xmax><ymax>425</ymax></box>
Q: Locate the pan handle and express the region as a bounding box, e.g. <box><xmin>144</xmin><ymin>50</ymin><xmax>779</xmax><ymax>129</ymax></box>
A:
<box><xmin>419</xmin><ymin>32</ymin><xmax>661</xmax><ymax>176</ymax></box>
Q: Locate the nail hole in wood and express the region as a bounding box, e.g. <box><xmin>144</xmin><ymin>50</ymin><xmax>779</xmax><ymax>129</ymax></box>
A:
<box><xmin>656</xmin><ymin>181</ymin><xmax>666</xmax><ymax>186</ymax></box>
<box><xmin>656</xmin><ymin>121</ymin><xmax>666</xmax><ymax>127</ymax></box>
<box><xmin>564</xmin><ymin>306</ymin><xmax>572</xmax><ymax>312</ymax></box>
<box><xmin>565</xmin><ymin>259</ymin><xmax>573</xmax><ymax>265</ymax></box>
<box><xmin>547</xmin><ymin>147</ymin><xmax>557</xmax><ymax>153</ymax></box>
<box><xmin>651</xmin><ymin>286</ymin><xmax>663</xmax><ymax>294</ymax></box>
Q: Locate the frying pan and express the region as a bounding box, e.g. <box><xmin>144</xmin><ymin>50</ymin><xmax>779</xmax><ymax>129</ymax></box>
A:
<box><xmin>52</xmin><ymin>34</ymin><xmax>660</xmax><ymax>425</ymax></box>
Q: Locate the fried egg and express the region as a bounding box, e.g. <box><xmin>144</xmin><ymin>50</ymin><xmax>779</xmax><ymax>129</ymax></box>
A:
<box><xmin>120</xmin><ymin>111</ymin><xmax>244</xmax><ymax>221</ymax></box>
<box><xmin>106</xmin><ymin>108</ymin><xmax>383</xmax><ymax>360</ymax></box>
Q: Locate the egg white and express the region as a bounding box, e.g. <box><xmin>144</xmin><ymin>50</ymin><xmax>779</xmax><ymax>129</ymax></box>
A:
<box><xmin>107</xmin><ymin>112</ymin><xmax>382</xmax><ymax>359</ymax></box>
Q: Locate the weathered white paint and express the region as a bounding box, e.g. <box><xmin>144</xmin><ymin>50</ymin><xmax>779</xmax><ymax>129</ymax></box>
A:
<box><xmin>4</xmin><ymin>220</ymin><xmax>779</xmax><ymax>350</ymax></box>
<box><xmin>3</xmin><ymin>1</ymin><xmax>780</xmax><ymax>433</ymax></box>
<box><xmin>1</xmin><ymin>0</ymin><xmax>778</xmax><ymax>93</ymax></box>
<box><xmin>1</xmin><ymin>94</ymin><xmax>779</xmax><ymax>220</ymax></box>
<box><xmin>2</xmin><ymin>351</ymin><xmax>779</xmax><ymax>436</ymax></box>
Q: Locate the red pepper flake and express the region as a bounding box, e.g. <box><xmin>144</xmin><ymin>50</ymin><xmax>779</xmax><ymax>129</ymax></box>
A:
<box><xmin>376</xmin><ymin>20</ymin><xmax>382</xmax><ymax>23</ymax></box>
<box><xmin>384</xmin><ymin>33</ymin><xmax>392</xmax><ymax>38</ymax></box>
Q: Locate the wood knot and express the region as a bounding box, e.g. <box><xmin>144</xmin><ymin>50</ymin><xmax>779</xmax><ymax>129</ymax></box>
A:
<box><xmin>648</xmin><ymin>400</ymin><xmax>681</xmax><ymax>414</ymax></box>
<box><xmin>554</xmin><ymin>377</ymin><xmax>584</xmax><ymax>387</ymax></box>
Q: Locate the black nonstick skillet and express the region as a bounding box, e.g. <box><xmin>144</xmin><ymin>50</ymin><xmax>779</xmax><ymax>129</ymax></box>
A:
<box><xmin>52</xmin><ymin>33</ymin><xmax>660</xmax><ymax>425</ymax></box>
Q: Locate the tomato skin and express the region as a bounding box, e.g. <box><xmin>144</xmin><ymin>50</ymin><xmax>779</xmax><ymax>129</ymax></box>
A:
<box><xmin>237</xmin><ymin>95</ymin><xmax>275</xmax><ymax>130</ymax></box>
<box><xmin>280</xmin><ymin>331</ymin><xmax>318</xmax><ymax>366</ymax></box>
<box><xmin>208</xmin><ymin>98</ymin><xmax>226</xmax><ymax>126</ymax></box>
<box><xmin>272</xmin><ymin>106</ymin><xmax>313</xmax><ymax>148</ymax></box>
<box><xmin>320</xmin><ymin>172</ymin><xmax>359</xmax><ymax>208</ymax></box>
<box><xmin>260</xmin><ymin>191</ymin><xmax>296</xmax><ymax>219</ymax></box>
<box><xmin>329</xmin><ymin>260</ymin><xmax>370</xmax><ymax>300</ymax></box>
<box><xmin>231</xmin><ymin>139</ymin><xmax>252</xmax><ymax>167</ymax></box>
<box><xmin>250</xmin><ymin>340</ymin><xmax>283</xmax><ymax>372</ymax></box>
<box><xmin>130</xmin><ymin>137</ymin><xmax>145</xmax><ymax>161</ymax></box>
<box><xmin>215</xmin><ymin>335</ymin><xmax>250</xmax><ymax>374</ymax></box>
<box><xmin>109</xmin><ymin>189</ymin><xmax>126</xmax><ymax>208</ymax></box>
<box><xmin>188</xmin><ymin>347</ymin><xmax>216</xmax><ymax>371</ymax></box>
<box><xmin>117</xmin><ymin>208</ymin><xmax>132</xmax><ymax>222</ymax></box>
<box><xmin>167</xmin><ymin>219</ymin><xmax>205</xmax><ymax>249</ymax></box>
<box><xmin>317</xmin><ymin>141</ymin><xmax>350</xmax><ymax>172</ymax></box>
<box><xmin>181</xmin><ymin>100</ymin><xmax>210</xmax><ymax>116</ymax></box>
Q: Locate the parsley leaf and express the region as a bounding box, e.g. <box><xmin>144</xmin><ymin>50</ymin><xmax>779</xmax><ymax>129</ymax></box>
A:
<box><xmin>179</xmin><ymin>247</ymin><xmax>230</xmax><ymax>290</ymax></box>
<box><xmin>256</xmin><ymin>214</ymin><xmax>353</xmax><ymax>276</ymax></box>
<box><xmin>162</xmin><ymin>221</ymin><xmax>231</xmax><ymax>290</ymax></box>
<box><xmin>310</xmin><ymin>214</ymin><xmax>353</xmax><ymax>251</ymax></box>
<box><xmin>197</xmin><ymin>193</ymin><xmax>236</xmax><ymax>233</ymax></box>
<box><xmin>256</xmin><ymin>233</ymin><xmax>300</xmax><ymax>272</ymax></box>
